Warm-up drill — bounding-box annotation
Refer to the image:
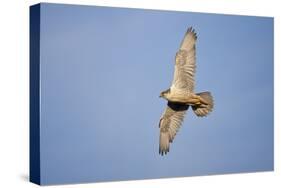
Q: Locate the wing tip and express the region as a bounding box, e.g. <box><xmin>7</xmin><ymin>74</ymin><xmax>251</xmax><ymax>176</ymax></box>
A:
<box><xmin>159</xmin><ymin>131</ymin><xmax>171</xmax><ymax>156</ymax></box>
<box><xmin>186</xmin><ymin>26</ymin><xmax>197</xmax><ymax>40</ymax></box>
<box><xmin>159</xmin><ymin>147</ymin><xmax>170</xmax><ymax>156</ymax></box>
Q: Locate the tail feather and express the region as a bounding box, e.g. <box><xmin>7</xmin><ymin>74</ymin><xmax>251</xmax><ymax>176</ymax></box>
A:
<box><xmin>192</xmin><ymin>92</ymin><xmax>214</xmax><ymax>117</ymax></box>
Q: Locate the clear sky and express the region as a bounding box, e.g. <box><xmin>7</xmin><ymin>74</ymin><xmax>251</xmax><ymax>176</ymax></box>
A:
<box><xmin>38</xmin><ymin>3</ymin><xmax>273</xmax><ymax>185</ymax></box>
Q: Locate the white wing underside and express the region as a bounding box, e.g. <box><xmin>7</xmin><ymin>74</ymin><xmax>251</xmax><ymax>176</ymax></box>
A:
<box><xmin>159</xmin><ymin>102</ymin><xmax>189</xmax><ymax>155</ymax></box>
<box><xmin>171</xmin><ymin>27</ymin><xmax>197</xmax><ymax>93</ymax></box>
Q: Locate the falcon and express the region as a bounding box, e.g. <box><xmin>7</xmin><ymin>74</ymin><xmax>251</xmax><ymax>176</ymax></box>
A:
<box><xmin>158</xmin><ymin>27</ymin><xmax>214</xmax><ymax>155</ymax></box>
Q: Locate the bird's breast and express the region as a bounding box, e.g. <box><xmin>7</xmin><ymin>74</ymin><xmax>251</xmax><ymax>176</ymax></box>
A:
<box><xmin>166</xmin><ymin>90</ymin><xmax>193</xmax><ymax>103</ymax></box>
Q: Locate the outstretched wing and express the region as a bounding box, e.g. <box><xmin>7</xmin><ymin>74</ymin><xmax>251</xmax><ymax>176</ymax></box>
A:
<box><xmin>159</xmin><ymin>102</ymin><xmax>189</xmax><ymax>155</ymax></box>
<box><xmin>171</xmin><ymin>27</ymin><xmax>197</xmax><ymax>92</ymax></box>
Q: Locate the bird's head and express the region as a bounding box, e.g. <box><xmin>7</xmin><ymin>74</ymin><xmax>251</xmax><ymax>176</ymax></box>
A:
<box><xmin>159</xmin><ymin>89</ymin><xmax>170</xmax><ymax>99</ymax></box>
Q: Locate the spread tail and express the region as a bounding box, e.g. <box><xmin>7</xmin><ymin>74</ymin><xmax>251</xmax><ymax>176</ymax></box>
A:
<box><xmin>192</xmin><ymin>92</ymin><xmax>214</xmax><ymax>117</ymax></box>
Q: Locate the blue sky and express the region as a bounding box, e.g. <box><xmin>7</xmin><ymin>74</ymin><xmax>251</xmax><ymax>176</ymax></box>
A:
<box><xmin>38</xmin><ymin>3</ymin><xmax>273</xmax><ymax>185</ymax></box>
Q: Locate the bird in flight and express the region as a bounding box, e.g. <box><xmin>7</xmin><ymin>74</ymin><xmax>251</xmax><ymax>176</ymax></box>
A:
<box><xmin>158</xmin><ymin>27</ymin><xmax>214</xmax><ymax>155</ymax></box>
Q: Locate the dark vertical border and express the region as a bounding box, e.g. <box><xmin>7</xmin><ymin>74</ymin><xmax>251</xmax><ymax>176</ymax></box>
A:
<box><xmin>30</xmin><ymin>3</ymin><xmax>41</xmax><ymax>185</ymax></box>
